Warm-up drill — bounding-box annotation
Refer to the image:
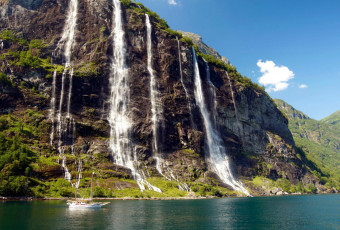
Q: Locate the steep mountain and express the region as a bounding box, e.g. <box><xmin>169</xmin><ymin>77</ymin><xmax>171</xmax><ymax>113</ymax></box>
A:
<box><xmin>321</xmin><ymin>110</ymin><xmax>340</xmax><ymax>130</ymax></box>
<box><xmin>274</xmin><ymin>99</ymin><xmax>340</xmax><ymax>189</ymax></box>
<box><xmin>0</xmin><ymin>0</ymin><xmax>330</xmax><ymax>198</ymax></box>
<box><xmin>178</xmin><ymin>31</ymin><xmax>230</xmax><ymax>65</ymax></box>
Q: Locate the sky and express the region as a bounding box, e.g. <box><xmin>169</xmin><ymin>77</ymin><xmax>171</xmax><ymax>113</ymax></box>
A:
<box><xmin>136</xmin><ymin>0</ymin><xmax>340</xmax><ymax>120</ymax></box>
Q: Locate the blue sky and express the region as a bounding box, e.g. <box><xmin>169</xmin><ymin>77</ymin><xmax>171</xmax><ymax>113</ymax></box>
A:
<box><xmin>136</xmin><ymin>0</ymin><xmax>340</xmax><ymax>120</ymax></box>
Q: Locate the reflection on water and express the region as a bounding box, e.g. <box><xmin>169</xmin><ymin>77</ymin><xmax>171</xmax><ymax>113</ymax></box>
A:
<box><xmin>0</xmin><ymin>195</ymin><xmax>339</xmax><ymax>230</ymax></box>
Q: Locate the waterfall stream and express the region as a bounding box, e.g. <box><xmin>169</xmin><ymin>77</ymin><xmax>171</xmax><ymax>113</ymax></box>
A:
<box><xmin>146</xmin><ymin>15</ymin><xmax>189</xmax><ymax>192</ymax></box>
<box><xmin>226</xmin><ymin>72</ymin><xmax>238</xmax><ymax>118</ymax></box>
<box><xmin>49</xmin><ymin>69</ymin><xmax>57</xmax><ymax>145</ymax></box>
<box><xmin>146</xmin><ymin>14</ymin><xmax>164</xmax><ymax>176</ymax></box>
<box><xmin>192</xmin><ymin>48</ymin><xmax>249</xmax><ymax>195</ymax></box>
<box><xmin>50</xmin><ymin>0</ymin><xmax>78</xmax><ymax>183</ymax></box>
<box><xmin>108</xmin><ymin>1</ymin><xmax>160</xmax><ymax>192</ymax></box>
<box><xmin>177</xmin><ymin>37</ymin><xmax>194</xmax><ymax>127</ymax></box>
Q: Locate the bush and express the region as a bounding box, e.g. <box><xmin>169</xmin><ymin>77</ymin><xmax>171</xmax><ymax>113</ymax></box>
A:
<box><xmin>180</xmin><ymin>37</ymin><xmax>193</xmax><ymax>46</ymax></box>
<box><xmin>0</xmin><ymin>118</ymin><xmax>8</xmax><ymax>131</ymax></box>
<box><xmin>305</xmin><ymin>183</ymin><xmax>317</xmax><ymax>193</ymax></box>
<box><xmin>0</xmin><ymin>72</ymin><xmax>12</xmax><ymax>87</ymax></box>
<box><xmin>276</xmin><ymin>178</ymin><xmax>292</xmax><ymax>192</ymax></box>
<box><xmin>0</xmin><ymin>176</ymin><xmax>31</xmax><ymax>196</ymax></box>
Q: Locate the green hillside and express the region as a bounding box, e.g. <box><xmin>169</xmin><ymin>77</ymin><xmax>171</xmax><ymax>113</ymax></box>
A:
<box><xmin>274</xmin><ymin>99</ymin><xmax>340</xmax><ymax>187</ymax></box>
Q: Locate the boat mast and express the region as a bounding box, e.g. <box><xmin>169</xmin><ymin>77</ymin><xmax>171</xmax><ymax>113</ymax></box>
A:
<box><xmin>90</xmin><ymin>171</ymin><xmax>94</xmax><ymax>201</ymax></box>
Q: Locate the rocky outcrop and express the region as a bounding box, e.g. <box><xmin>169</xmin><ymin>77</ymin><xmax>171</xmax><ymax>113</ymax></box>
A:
<box><xmin>178</xmin><ymin>31</ymin><xmax>230</xmax><ymax>65</ymax></box>
<box><xmin>0</xmin><ymin>0</ymin><xmax>325</xmax><ymax>195</ymax></box>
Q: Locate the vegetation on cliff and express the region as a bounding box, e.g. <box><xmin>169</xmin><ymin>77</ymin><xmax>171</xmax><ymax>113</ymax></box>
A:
<box><xmin>0</xmin><ymin>0</ymin><xmax>338</xmax><ymax>198</ymax></box>
<box><xmin>274</xmin><ymin>99</ymin><xmax>340</xmax><ymax>191</ymax></box>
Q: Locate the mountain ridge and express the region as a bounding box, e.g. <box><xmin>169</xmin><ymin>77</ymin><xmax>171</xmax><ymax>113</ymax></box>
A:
<box><xmin>274</xmin><ymin>99</ymin><xmax>340</xmax><ymax>189</ymax></box>
<box><xmin>0</xmin><ymin>0</ymin><xmax>335</xmax><ymax>198</ymax></box>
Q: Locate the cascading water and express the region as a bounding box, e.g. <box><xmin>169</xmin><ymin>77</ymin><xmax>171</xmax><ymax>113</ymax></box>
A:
<box><xmin>176</xmin><ymin>37</ymin><xmax>190</xmax><ymax>102</ymax></box>
<box><xmin>57</xmin><ymin>0</ymin><xmax>78</xmax><ymax>64</ymax></box>
<box><xmin>75</xmin><ymin>159</ymin><xmax>82</xmax><ymax>189</ymax></box>
<box><xmin>226</xmin><ymin>72</ymin><xmax>238</xmax><ymax>118</ymax></box>
<box><xmin>108</xmin><ymin>2</ymin><xmax>160</xmax><ymax>192</ymax></box>
<box><xmin>66</xmin><ymin>68</ymin><xmax>74</xmax><ymax>118</ymax></box>
<box><xmin>177</xmin><ymin>37</ymin><xmax>194</xmax><ymax>127</ymax></box>
<box><xmin>49</xmin><ymin>69</ymin><xmax>57</xmax><ymax>145</ymax></box>
<box><xmin>146</xmin><ymin>14</ymin><xmax>163</xmax><ymax>175</ymax></box>
<box><xmin>192</xmin><ymin>48</ymin><xmax>249</xmax><ymax>195</ymax></box>
<box><xmin>146</xmin><ymin>15</ymin><xmax>189</xmax><ymax>192</ymax></box>
<box><xmin>50</xmin><ymin>0</ymin><xmax>78</xmax><ymax>183</ymax></box>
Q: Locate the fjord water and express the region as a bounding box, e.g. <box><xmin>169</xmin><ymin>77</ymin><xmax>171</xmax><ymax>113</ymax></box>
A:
<box><xmin>1</xmin><ymin>195</ymin><xmax>339</xmax><ymax>229</ymax></box>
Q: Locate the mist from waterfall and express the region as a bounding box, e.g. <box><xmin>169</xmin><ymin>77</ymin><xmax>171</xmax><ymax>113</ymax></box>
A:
<box><xmin>192</xmin><ymin>48</ymin><xmax>249</xmax><ymax>195</ymax></box>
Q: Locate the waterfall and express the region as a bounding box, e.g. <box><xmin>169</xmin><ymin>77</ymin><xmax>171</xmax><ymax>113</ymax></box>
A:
<box><xmin>145</xmin><ymin>15</ymin><xmax>189</xmax><ymax>192</ymax></box>
<box><xmin>203</xmin><ymin>59</ymin><xmax>217</xmax><ymax>126</ymax></box>
<box><xmin>226</xmin><ymin>72</ymin><xmax>238</xmax><ymax>118</ymax></box>
<box><xmin>57</xmin><ymin>0</ymin><xmax>78</xmax><ymax>64</ymax></box>
<box><xmin>146</xmin><ymin>14</ymin><xmax>164</xmax><ymax>175</ymax></box>
<box><xmin>177</xmin><ymin>37</ymin><xmax>190</xmax><ymax>102</ymax></box>
<box><xmin>109</xmin><ymin>1</ymin><xmax>160</xmax><ymax>192</ymax></box>
<box><xmin>192</xmin><ymin>48</ymin><xmax>249</xmax><ymax>195</ymax></box>
<box><xmin>49</xmin><ymin>69</ymin><xmax>57</xmax><ymax>145</ymax></box>
<box><xmin>67</xmin><ymin>68</ymin><xmax>74</xmax><ymax>118</ymax></box>
<box><xmin>50</xmin><ymin>0</ymin><xmax>78</xmax><ymax>183</ymax></box>
<box><xmin>177</xmin><ymin>37</ymin><xmax>194</xmax><ymax>127</ymax></box>
<box><xmin>75</xmin><ymin>159</ymin><xmax>82</xmax><ymax>188</ymax></box>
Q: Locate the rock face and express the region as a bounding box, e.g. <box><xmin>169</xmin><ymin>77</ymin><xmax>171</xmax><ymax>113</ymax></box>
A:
<box><xmin>0</xmin><ymin>0</ymin><xmax>323</xmax><ymax>195</ymax></box>
<box><xmin>178</xmin><ymin>31</ymin><xmax>230</xmax><ymax>65</ymax></box>
<box><xmin>274</xmin><ymin>99</ymin><xmax>340</xmax><ymax>190</ymax></box>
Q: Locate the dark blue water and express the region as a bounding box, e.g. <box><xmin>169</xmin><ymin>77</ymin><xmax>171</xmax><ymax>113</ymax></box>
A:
<box><xmin>0</xmin><ymin>194</ymin><xmax>339</xmax><ymax>229</ymax></box>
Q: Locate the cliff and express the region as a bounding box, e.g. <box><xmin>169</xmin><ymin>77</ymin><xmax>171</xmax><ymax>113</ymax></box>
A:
<box><xmin>274</xmin><ymin>99</ymin><xmax>340</xmax><ymax>192</ymax></box>
<box><xmin>0</xmin><ymin>0</ymin><xmax>329</xmax><ymax>198</ymax></box>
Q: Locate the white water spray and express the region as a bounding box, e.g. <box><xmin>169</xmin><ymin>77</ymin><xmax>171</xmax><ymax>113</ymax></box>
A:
<box><xmin>67</xmin><ymin>68</ymin><xmax>74</xmax><ymax>118</ymax></box>
<box><xmin>177</xmin><ymin>37</ymin><xmax>194</xmax><ymax>127</ymax></box>
<box><xmin>57</xmin><ymin>0</ymin><xmax>78</xmax><ymax>64</ymax></box>
<box><xmin>49</xmin><ymin>69</ymin><xmax>57</xmax><ymax>145</ymax></box>
<box><xmin>192</xmin><ymin>48</ymin><xmax>249</xmax><ymax>195</ymax></box>
<box><xmin>51</xmin><ymin>0</ymin><xmax>78</xmax><ymax>183</ymax></box>
<box><xmin>146</xmin><ymin>14</ymin><xmax>164</xmax><ymax>176</ymax></box>
<box><xmin>108</xmin><ymin>1</ymin><xmax>160</xmax><ymax>192</ymax></box>
<box><xmin>226</xmin><ymin>72</ymin><xmax>238</xmax><ymax>118</ymax></box>
<box><xmin>176</xmin><ymin>37</ymin><xmax>190</xmax><ymax>102</ymax></box>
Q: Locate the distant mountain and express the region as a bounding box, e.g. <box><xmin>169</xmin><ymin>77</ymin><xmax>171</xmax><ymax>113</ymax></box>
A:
<box><xmin>321</xmin><ymin>110</ymin><xmax>340</xmax><ymax>129</ymax></box>
<box><xmin>274</xmin><ymin>99</ymin><xmax>340</xmax><ymax>182</ymax></box>
<box><xmin>178</xmin><ymin>31</ymin><xmax>231</xmax><ymax>65</ymax></box>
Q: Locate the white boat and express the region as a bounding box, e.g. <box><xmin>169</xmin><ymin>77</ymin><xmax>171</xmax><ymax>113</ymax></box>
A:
<box><xmin>67</xmin><ymin>171</ymin><xmax>109</xmax><ymax>209</ymax></box>
<box><xmin>67</xmin><ymin>200</ymin><xmax>108</xmax><ymax>209</ymax></box>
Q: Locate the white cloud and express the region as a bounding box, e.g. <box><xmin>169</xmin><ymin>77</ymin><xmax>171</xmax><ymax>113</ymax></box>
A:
<box><xmin>299</xmin><ymin>84</ymin><xmax>308</xmax><ymax>89</ymax></box>
<box><xmin>168</xmin><ymin>0</ymin><xmax>177</xmax><ymax>5</ymax></box>
<box><xmin>257</xmin><ymin>60</ymin><xmax>294</xmax><ymax>92</ymax></box>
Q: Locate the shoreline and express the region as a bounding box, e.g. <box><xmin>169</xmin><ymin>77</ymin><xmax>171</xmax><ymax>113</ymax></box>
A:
<box><xmin>1</xmin><ymin>192</ymin><xmax>338</xmax><ymax>201</ymax></box>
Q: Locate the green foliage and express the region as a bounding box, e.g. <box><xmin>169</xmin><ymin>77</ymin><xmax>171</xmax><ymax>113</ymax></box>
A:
<box><xmin>180</xmin><ymin>36</ymin><xmax>193</xmax><ymax>46</ymax></box>
<box><xmin>0</xmin><ymin>133</ymin><xmax>37</xmax><ymax>196</ymax></box>
<box><xmin>164</xmin><ymin>28</ymin><xmax>182</xmax><ymax>39</ymax></box>
<box><xmin>305</xmin><ymin>183</ymin><xmax>317</xmax><ymax>193</ymax></box>
<box><xmin>48</xmin><ymin>179</ymin><xmax>74</xmax><ymax>197</ymax></box>
<box><xmin>0</xmin><ymin>30</ymin><xmax>28</xmax><ymax>45</ymax></box>
<box><xmin>0</xmin><ymin>118</ymin><xmax>9</xmax><ymax>131</ymax></box>
<box><xmin>193</xmin><ymin>47</ymin><xmax>265</xmax><ymax>92</ymax></box>
<box><xmin>275</xmin><ymin>178</ymin><xmax>292</xmax><ymax>192</ymax></box>
<box><xmin>189</xmin><ymin>182</ymin><xmax>224</xmax><ymax>197</ymax></box>
<box><xmin>0</xmin><ymin>72</ymin><xmax>13</xmax><ymax>87</ymax></box>
<box><xmin>74</xmin><ymin>62</ymin><xmax>99</xmax><ymax>77</ymax></box>
<box><xmin>274</xmin><ymin>99</ymin><xmax>340</xmax><ymax>186</ymax></box>
<box><xmin>0</xmin><ymin>176</ymin><xmax>30</xmax><ymax>196</ymax></box>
